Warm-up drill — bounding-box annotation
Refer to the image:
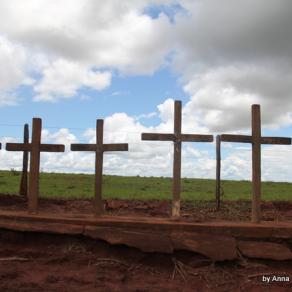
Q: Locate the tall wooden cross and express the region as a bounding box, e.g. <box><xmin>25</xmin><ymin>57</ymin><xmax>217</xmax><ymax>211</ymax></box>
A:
<box><xmin>141</xmin><ymin>100</ymin><xmax>214</xmax><ymax>217</ymax></box>
<box><xmin>219</xmin><ymin>104</ymin><xmax>292</xmax><ymax>222</ymax></box>
<box><xmin>6</xmin><ymin>118</ymin><xmax>65</xmax><ymax>214</ymax></box>
<box><xmin>71</xmin><ymin>119</ymin><xmax>128</xmax><ymax>216</ymax></box>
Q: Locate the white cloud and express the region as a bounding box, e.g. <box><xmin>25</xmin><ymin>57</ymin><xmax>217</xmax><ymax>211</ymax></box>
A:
<box><xmin>172</xmin><ymin>0</ymin><xmax>292</xmax><ymax>131</ymax></box>
<box><xmin>1</xmin><ymin>0</ymin><xmax>292</xmax><ymax>130</ymax></box>
<box><xmin>33</xmin><ymin>59</ymin><xmax>111</xmax><ymax>102</ymax></box>
<box><xmin>0</xmin><ymin>36</ymin><xmax>29</xmax><ymax>106</ymax></box>
<box><xmin>0</xmin><ymin>0</ymin><xmax>175</xmax><ymax>102</ymax></box>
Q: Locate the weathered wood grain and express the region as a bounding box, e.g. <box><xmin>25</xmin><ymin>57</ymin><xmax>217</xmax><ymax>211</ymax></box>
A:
<box><xmin>251</xmin><ymin>104</ymin><xmax>261</xmax><ymax>223</ymax></box>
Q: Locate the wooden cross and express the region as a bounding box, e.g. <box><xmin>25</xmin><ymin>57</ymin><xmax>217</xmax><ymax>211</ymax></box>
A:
<box><xmin>19</xmin><ymin>124</ymin><xmax>29</xmax><ymax>197</ymax></box>
<box><xmin>219</xmin><ymin>104</ymin><xmax>292</xmax><ymax>222</ymax></box>
<box><xmin>141</xmin><ymin>100</ymin><xmax>214</xmax><ymax>217</ymax></box>
<box><xmin>6</xmin><ymin>118</ymin><xmax>65</xmax><ymax>214</ymax></box>
<box><xmin>71</xmin><ymin>119</ymin><xmax>128</xmax><ymax>216</ymax></box>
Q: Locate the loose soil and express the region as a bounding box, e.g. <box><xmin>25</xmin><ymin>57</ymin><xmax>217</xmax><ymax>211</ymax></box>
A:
<box><xmin>0</xmin><ymin>194</ymin><xmax>292</xmax><ymax>291</ymax></box>
<box><xmin>0</xmin><ymin>194</ymin><xmax>291</xmax><ymax>222</ymax></box>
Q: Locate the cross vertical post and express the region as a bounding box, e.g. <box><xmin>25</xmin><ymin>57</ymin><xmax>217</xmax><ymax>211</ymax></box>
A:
<box><xmin>215</xmin><ymin>135</ymin><xmax>221</xmax><ymax>210</ymax></box>
<box><xmin>29</xmin><ymin>118</ymin><xmax>41</xmax><ymax>213</ymax></box>
<box><xmin>142</xmin><ymin>100</ymin><xmax>214</xmax><ymax>217</ymax></box>
<box><xmin>19</xmin><ymin>124</ymin><xmax>29</xmax><ymax>197</ymax></box>
<box><xmin>251</xmin><ymin>105</ymin><xmax>261</xmax><ymax>222</ymax></box>
<box><xmin>95</xmin><ymin>119</ymin><xmax>104</xmax><ymax>215</ymax></box>
<box><xmin>172</xmin><ymin>101</ymin><xmax>182</xmax><ymax>217</ymax></box>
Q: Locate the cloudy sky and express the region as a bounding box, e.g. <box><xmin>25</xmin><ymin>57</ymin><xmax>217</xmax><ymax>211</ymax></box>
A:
<box><xmin>0</xmin><ymin>0</ymin><xmax>292</xmax><ymax>181</ymax></box>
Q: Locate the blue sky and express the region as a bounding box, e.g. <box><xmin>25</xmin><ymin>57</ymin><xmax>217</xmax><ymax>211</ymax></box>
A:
<box><xmin>0</xmin><ymin>0</ymin><xmax>292</xmax><ymax>181</ymax></box>
<box><xmin>0</xmin><ymin>68</ymin><xmax>185</xmax><ymax>137</ymax></box>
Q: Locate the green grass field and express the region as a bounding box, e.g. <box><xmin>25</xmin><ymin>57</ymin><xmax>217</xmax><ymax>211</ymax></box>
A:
<box><xmin>0</xmin><ymin>170</ymin><xmax>291</xmax><ymax>201</ymax></box>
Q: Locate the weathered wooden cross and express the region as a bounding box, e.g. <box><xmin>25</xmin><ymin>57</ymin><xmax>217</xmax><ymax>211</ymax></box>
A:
<box><xmin>71</xmin><ymin>119</ymin><xmax>128</xmax><ymax>216</ymax></box>
<box><xmin>19</xmin><ymin>124</ymin><xmax>29</xmax><ymax>197</ymax></box>
<box><xmin>142</xmin><ymin>100</ymin><xmax>214</xmax><ymax>217</ymax></box>
<box><xmin>219</xmin><ymin>104</ymin><xmax>292</xmax><ymax>222</ymax></box>
<box><xmin>6</xmin><ymin>118</ymin><xmax>65</xmax><ymax>214</ymax></box>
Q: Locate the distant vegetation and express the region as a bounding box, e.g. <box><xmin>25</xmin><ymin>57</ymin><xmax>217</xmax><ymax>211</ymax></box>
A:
<box><xmin>0</xmin><ymin>170</ymin><xmax>291</xmax><ymax>201</ymax></box>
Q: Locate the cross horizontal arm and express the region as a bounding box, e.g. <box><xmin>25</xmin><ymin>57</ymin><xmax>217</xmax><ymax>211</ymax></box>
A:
<box><xmin>220</xmin><ymin>134</ymin><xmax>252</xmax><ymax>143</ymax></box>
<box><xmin>6</xmin><ymin>143</ymin><xmax>64</xmax><ymax>152</ymax></box>
<box><xmin>6</xmin><ymin>143</ymin><xmax>31</xmax><ymax>151</ymax></box>
<box><xmin>103</xmin><ymin>144</ymin><xmax>128</xmax><ymax>152</ymax></box>
<box><xmin>180</xmin><ymin>134</ymin><xmax>213</xmax><ymax>142</ymax></box>
<box><xmin>40</xmin><ymin>144</ymin><xmax>65</xmax><ymax>152</ymax></box>
<box><xmin>261</xmin><ymin>137</ymin><xmax>292</xmax><ymax>145</ymax></box>
<box><xmin>71</xmin><ymin>144</ymin><xmax>96</xmax><ymax>152</ymax></box>
<box><xmin>141</xmin><ymin>133</ymin><xmax>175</xmax><ymax>141</ymax></box>
<box><xmin>71</xmin><ymin>143</ymin><xmax>129</xmax><ymax>152</ymax></box>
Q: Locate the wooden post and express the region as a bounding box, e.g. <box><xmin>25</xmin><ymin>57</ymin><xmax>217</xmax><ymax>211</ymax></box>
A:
<box><xmin>95</xmin><ymin>119</ymin><xmax>104</xmax><ymax>216</ymax></box>
<box><xmin>28</xmin><ymin>118</ymin><xmax>41</xmax><ymax>213</ymax></box>
<box><xmin>172</xmin><ymin>101</ymin><xmax>182</xmax><ymax>217</ymax></box>
<box><xmin>142</xmin><ymin>100</ymin><xmax>214</xmax><ymax>217</ymax></box>
<box><xmin>6</xmin><ymin>118</ymin><xmax>65</xmax><ymax>214</ymax></box>
<box><xmin>220</xmin><ymin>104</ymin><xmax>291</xmax><ymax>222</ymax></box>
<box><xmin>215</xmin><ymin>135</ymin><xmax>221</xmax><ymax>211</ymax></box>
<box><xmin>251</xmin><ymin>105</ymin><xmax>261</xmax><ymax>223</ymax></box>
<box><xmin>71</xmin><ymin>120</ymin><xmax>128</xmax><ymax>216</ymax></box>
<box><xmin>19</xmin><ymin>124</ymin><xmax>29</xmax><ymax>197</ymax></box>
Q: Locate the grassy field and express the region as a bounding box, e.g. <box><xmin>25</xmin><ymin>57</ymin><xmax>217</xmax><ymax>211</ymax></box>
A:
<box><xmin>0</xmin><ymin>170</ymin><xmax>291</xmax><ymax>201</ymax></box>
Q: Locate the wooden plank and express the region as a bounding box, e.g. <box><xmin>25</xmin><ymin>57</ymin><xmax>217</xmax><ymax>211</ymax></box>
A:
<box><xmin>251</xmin><ymin>105</ymin><xmax>261</xmax><ymax>223</ymax></box>
<box><xmin>180</xmin><ymin>134</ymin><xmax>214</xmax><ymax>142</ymax></box>
<box><xmin>6</xmin><ymin>143</ymin><xmax>31</xmax><ymax>151</ymax></box>
<box><xmin>215</xmin><ymin>135</ymin><xmax>221</xmax><ymax>211</ymax></box>
<box><xmin>71</xmin><ymin>144</ymin><xmax>96</xmax><ymax>152</ymax></box>
<box><xmin>220</xmin><ymin>134</ymin><xmax>252</xmax><ymax>143</ymax></box>
<box><xmin>141</xmin><ymin>133</ymin><xmax>175</xmax><ymax>141</ymax></box>
<box><xmin>40</xmin><ymin>144</ymin><xmax>65</xmax><ymax>152</ymax></box>
<box><xmin>0</xmin><ymin>143</ymin><xmax>1</xmax><ymax>149</ymax></box>
<box><xmin>261</xmin><ymin>137</ymin><xmax>292</xmax><ymax>145</ymax></box>
<box><xmin>28</xmin><ymin>118</ymin><xmax>41</xmax><ymax>214</ymax></box>
<box><xmin>172</xmin><ymin>100</ymin><xmax>182</xmax><ymax>217</ymax></box>
<box><xmin>103</xmin><ymin>143</ymin><xmax>128</xmax><ymax>152</ymax></box>
<box><xmin>95</xmin><ymin>119</ymin><xmax>104</xmax><ymax>216</ymax></box>
<box><xmin>19</xmin><ymin>124</ymin><xmax>29</xmax><ymax>197</ymax></box>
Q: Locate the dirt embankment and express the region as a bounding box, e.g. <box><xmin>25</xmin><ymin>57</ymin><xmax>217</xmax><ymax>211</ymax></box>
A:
<box><xmin>0</xmin><ymin>230</ymin><xmax>292</xmax><ymax>292</ymax></box>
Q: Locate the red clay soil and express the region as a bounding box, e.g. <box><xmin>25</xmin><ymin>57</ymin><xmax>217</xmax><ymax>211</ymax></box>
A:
<box><xmin>0</xmin><ymin>229</ymin><xmax>292</xmax><ymax>292</ymax></box>
<box><xmin>0</xmin><ymin>194</ymin><xmax>292</xmax><ymax>222</ymax></box>
<box><xmin>0</xmin><ymin>194</ymin><xmax>292</xmax><ymax>291</ymax></box>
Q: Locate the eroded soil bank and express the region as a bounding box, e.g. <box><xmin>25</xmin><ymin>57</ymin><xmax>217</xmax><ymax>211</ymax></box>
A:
<box><xmin>0</xmin><ymin>230</ymin><xmax>292</xmax><ymax>292</ymax></box>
